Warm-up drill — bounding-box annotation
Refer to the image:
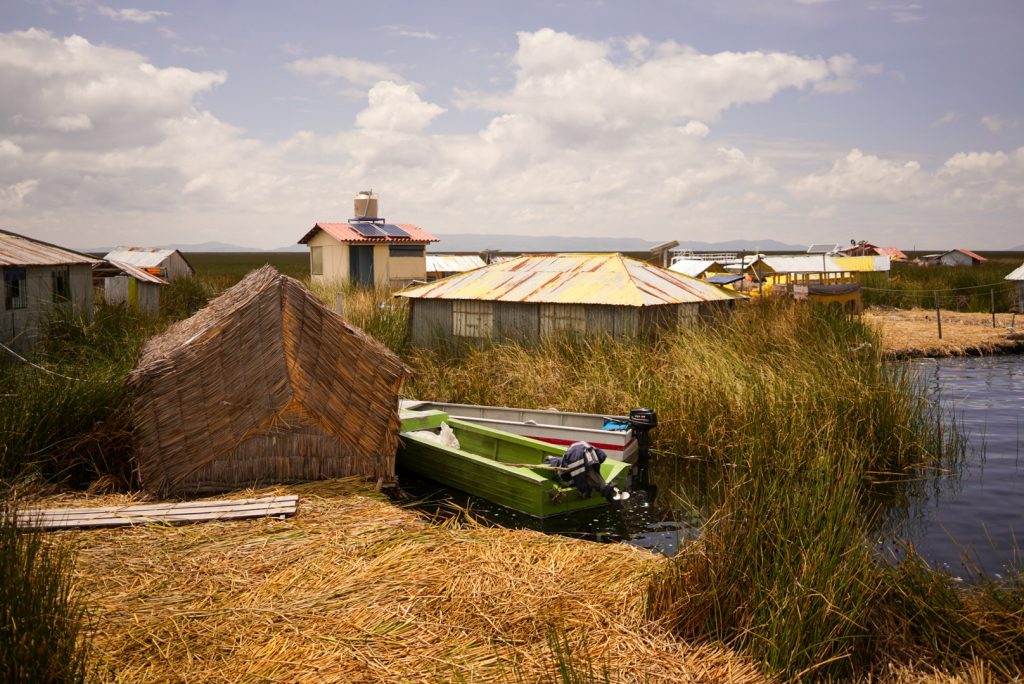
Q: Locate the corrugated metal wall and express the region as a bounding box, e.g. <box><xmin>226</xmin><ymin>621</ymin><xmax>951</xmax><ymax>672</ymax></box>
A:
<box><xmin>539</xmin><ymin>304</ymin><xmax>587</xmax><ymax>336</ymax></box>
<box><xmin>584</xmin><ymin>305</ymin><xmax>639</xmax><ymax>337</ymax></box>
<box><xmin>406</xmin><ymin>300</ymin><xmax>729</xmax><ymax>345</ymax></box>
<box><xmin>409</xmin><ymin>299</ymin><xmax>453</xmax><ymax>346</ymax></box>
<box><xmin>453</xmin><ymin>300</ymin><xmax>493</xmax><ymax>338</ymax></box>
<box><xmin>494</xmin><ymin>302</ymin><xmax>539</xmax><ymax>342</ymax></box>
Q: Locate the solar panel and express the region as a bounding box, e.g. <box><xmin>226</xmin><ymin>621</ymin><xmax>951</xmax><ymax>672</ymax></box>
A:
<box><xmin>378</xmin><ymin>224</ymin><xmax>410</xmax><ymax>238</ymax></box>
<box><xmin>349</xmin><ymin>222</ymin><xmax>384</xmax><ymax>238</ymax></box>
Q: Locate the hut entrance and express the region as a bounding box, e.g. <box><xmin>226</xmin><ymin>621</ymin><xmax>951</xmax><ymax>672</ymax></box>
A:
<box><xmin>350</xmin><ymin>245</ymin><xmax>374</xmax><ymax>285</ymax></box>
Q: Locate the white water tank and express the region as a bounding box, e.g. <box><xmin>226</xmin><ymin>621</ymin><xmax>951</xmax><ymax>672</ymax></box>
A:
<box><xmin>354</xmin><ymin>190</ymin><xmax>378</xmax><ymax>219</ymax></box>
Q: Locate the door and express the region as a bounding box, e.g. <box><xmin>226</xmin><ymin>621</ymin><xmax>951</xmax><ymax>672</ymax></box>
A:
<box><xmin>349</xmin><ymin>245</ymin><xmax>374</xmax><ymax>286</ymax></box>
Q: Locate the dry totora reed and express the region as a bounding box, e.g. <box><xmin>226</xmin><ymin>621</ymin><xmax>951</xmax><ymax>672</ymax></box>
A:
<box><xmin>129</xmin><ymin>266</ymin><xmax>411</xmax><ymax>496</ymax></box>
<box><xmin>58</xmin><ymin>478</ymin><xmax>764</xmax><ymax>683</ymax></box>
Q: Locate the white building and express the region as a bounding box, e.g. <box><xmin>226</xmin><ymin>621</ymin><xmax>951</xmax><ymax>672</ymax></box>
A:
<box><xmin>103</xmin><ymin>247</ymin><xmax>194</xmax><ymax>280</ymax></box>
<box><xmin>1</xmin><ymin>229</ymin><xmax>99</xmax><ymax>353</ymax></box>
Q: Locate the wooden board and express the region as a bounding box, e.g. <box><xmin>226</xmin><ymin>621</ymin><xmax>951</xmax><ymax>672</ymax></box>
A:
<box><xmin>16</xmin><ymin>495</ymin><xmax>298</xmax><ymax>531</ymax></box>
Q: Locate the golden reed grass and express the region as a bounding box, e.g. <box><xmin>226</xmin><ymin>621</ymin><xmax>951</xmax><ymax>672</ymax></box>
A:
<box><xmin>53</xmin><ymin>479</ymin><xmax>764</xmax><ymax>683</ymax></box>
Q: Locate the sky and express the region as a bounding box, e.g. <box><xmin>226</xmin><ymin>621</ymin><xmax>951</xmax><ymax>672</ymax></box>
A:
<box><xmin>0</xmin><ymin>0</ymin><xmax>1022</xmax><ymax>250</ymax></box>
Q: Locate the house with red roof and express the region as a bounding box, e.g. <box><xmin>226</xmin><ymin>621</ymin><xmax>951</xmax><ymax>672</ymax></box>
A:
<box><xmin>298</xmin><ymin>191</ymin><xmax>439</xmax><ymax>288</ymax></box>
<box><xmin>920</xmin><ymin>248</ymin><xmax>988</xmax><ymax>267</ymax></box>
<box><xmin>840</xmin><ymin>241</ymin><xmax>907</xmax><ymax>261</ymax></box>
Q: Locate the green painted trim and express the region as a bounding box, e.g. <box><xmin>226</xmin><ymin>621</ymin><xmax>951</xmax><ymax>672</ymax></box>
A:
<box><xmin>399</xmin><ymin>409</ymin><xmax>449</xmax><ymax>432</ymax></box>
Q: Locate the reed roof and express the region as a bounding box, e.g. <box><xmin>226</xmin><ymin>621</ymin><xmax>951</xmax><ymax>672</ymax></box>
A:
<box><xmin>129</xmin><ymin>266</ymin><xmax>411</xmax><ymax>495</ymax></box>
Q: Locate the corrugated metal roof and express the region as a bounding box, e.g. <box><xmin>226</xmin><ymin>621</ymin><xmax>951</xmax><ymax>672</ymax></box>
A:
<box><xmin>949</xmin><ymin>248</ymin><xmax>987</xmax><ymax>262</ymax></box>
<box><xmin>707</xmin><ymin>274</ymin><xmax>744</xmax><ymax>285</ymax></box>
<box><xmin>104</xmin><ymin>247</ymin><xmax>179</xmax><ymax>269</ymax></box>
<box><xmin>298</xmin><ymin>222</ymin><xmax>439</xmax><ymax>245</ymax></box>
<box><xmin>426</xmin><ymin>254</ymin><xmax>485</xmax><ymax>273</ymax></box>
<box><xmin>396</xmin><ymin>253</ymin><xmax>745</xmax><ymax>306</ymax></box>
<box><xmin>840</xmin><ymin>244</ymin><xmax>907</xmax><ymax>260</ymax></box>
<box><xmin>0</xmin><ymin>228</ymin><xmax>101</xmax><ymax>267</ymax></box>
<box><xmin>1005</xmin><ymin>262</ymin><xmax>1024</xmax><ymax>281</ymax></box>
<box><xmin>105</xmin><ymin>259</ymin><xmax>168</xmax><ymax>284</ymax></box>
<box><xmin>753</xmin><ymin>255</ymin><xmax>846</xmax><ymax>274</ymax></box>
<box><xmin>668</xmin><ymin>259</ymin><xmax>721</xmax><ymax>278</ymax></box>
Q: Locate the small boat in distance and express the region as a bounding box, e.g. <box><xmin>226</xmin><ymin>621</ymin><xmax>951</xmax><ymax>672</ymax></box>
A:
<box><xmin>399</xmin><ymin>399</ymin><xmax>656</xmax><ymax>464</ymax></box>
<box><xmin>398</xmin><ymin>408</ymin><xmax>632</xmax><ymax>518</ymax></box>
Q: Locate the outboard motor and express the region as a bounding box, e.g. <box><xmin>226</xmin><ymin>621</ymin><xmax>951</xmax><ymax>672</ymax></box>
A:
<box><xmin>628</xmin><ymin>408</ymin><xmax>658</xmax><ymax>460</ymax></box>
<box><xmin>546</xmin><ymin>442</ymin><xmax>629</xmax><ymax>502</ymax></box>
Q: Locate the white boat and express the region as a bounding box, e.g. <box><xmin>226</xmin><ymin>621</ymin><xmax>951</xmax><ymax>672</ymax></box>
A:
<box><xmin>398</xmin><ymin>399</ymin><xmax>651</xmax><ymax>463</ymax></box>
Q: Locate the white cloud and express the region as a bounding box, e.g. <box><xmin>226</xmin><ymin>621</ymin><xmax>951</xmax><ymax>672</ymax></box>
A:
<box><xmin>381</xmin><ymin>26</ymin><xmax>439</xmax><ymax>40</ymax></box>
<box><xmin>355</xmin><ymin>82</ymin><xmax>445</xmax><ymax>133</ymax></box>
<box><xmin>456</xmin><ymin>29</ymin><xmax>865</xmax><ymax>136</ymax></box>
<box><xmin>869</xmin><ymin>2</ymin><xmax>926</xmax><ymax>23</ymax></box>
<box><xmin>96</xmin><ymin>6</ymin><xmax>171</xmax><ymax>23</ymax></box>
<box><xmin>981</xmin><ymin>115</ymin><xmax>1021</xmax><ymax>133</ymax></box>
<box><xmin>287</xmin><ymin>56</ymin><xmax>411</xmax><ymax>88</ymax></box>
<box><xmin>0</xmin><ymin>180</ymin><xmax>38</xmax><ymax>211</ymax></box>
<box><xmin>813</xmin><ymin>55</ymin><xmax>884</xmax><ymax>94</ymax></box>
<box><xmin>931</xmin><ymin>111</ymin><xmax>958</xmax><ymax>127</ymax></box>
<box><xmin>0</xmin><ymin>140</ymin><xmax>23</xmax><ymax>158</ymax></box>
<box><xmin>788</xmin><ymin>148</ymin><xmax>924</xmax><ymax>201</ymax></box>
<box><xmin>940</xmin><ymin>151</ymin><xmax>1010</xmax><ymax>175</ymax></box>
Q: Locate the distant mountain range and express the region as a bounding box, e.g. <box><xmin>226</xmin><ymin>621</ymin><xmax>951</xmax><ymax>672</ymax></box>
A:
<box><xmin>1011</xmin><ymin>244</ymin><xmax>1024</xmax><ymax>252</ymax></box>
<box><xmin>81</xmin><ymin>236</ymin><xmax>807</xmax><ymax>254</ymax></box>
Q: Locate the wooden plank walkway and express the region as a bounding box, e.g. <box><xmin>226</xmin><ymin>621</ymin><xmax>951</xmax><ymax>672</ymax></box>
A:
<box><xmin>16</xmin><ymin>495</ymin><xmax>298</xmax><ymax>531</ymax></box>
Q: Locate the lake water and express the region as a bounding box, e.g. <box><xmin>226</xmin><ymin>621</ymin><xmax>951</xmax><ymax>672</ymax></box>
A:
<box><xmin>897</xmin><ymin>355</ymin><xmax>1024</xmax><ymax>577</ymax></box>
<box><xmin>395</xmin><ymin>354</ymin><xmax>1024</xmax><ymax>577</ymax></box>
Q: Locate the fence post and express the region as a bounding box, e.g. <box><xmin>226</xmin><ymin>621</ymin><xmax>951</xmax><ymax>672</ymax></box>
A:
<box><xmin>934</xmin><ymin>291</ymin><xmax>942</xmax><ymax>340</ymax></box>
<box><xmin>991</xmin><ymin>288</ymin><xmax>996</xmax><ymax>328</ymax></box>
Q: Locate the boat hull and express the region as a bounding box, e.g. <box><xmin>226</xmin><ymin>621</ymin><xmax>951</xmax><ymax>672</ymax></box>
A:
<box><xmin>398</xmin><ymin>414</ymin><xmax>631</xmax><ymax>518</ymax></box>
<box><xmin>399</xmin><ymin>400</ymin><xmax>639</xmax><ymax>463</ymax></box>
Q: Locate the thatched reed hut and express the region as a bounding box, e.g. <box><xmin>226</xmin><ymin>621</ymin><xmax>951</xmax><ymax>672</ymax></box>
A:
<box><xmin>129</xmin><ymin>266</ymin><xmax>411</xmax><ymax>496</ymax></box>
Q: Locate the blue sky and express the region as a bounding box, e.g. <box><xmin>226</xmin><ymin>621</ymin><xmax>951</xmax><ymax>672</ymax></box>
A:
<box><xmin>1</xmin><ymin>0</ymin><xmax>1021</xmax><ymax>249</ymax></box>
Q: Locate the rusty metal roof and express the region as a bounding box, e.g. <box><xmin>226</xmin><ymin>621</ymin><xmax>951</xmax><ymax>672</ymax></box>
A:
<box><xmin>298</xmin><ymin>222</ymin><xmax>439</xmax><ymax>245</ymax></box>
<box><xmin>668</xmin><ymin>259</ymin><xmax>722</xmax><ymax>278</ymax></box>
<box><xmin>105</xmin><ymin>247</ymin><xmax>180</xmax><ymax>269</ymax></box>
<box><xmin>0</xmin><ymin>228</ymin><xmax>101</xmax><ymax>267</ymax></box>
<box><xmin>425</xmin><ymin>254</ymin><xmax>485</xmax><ymax>273</ymax></box>
<box><xmin>751</xmin><ymin>255</ymin><xmax>846</xmax><ymax>274</ymax></box>
<box><xmin>396</xmin><ymin>253</ymin><xmax>745</xmax><ymax>306</ymax></box>
<box><xmin>103</xmin><ymin>259</ymin><xmax>169</xmax><ymax>285</ymax></box>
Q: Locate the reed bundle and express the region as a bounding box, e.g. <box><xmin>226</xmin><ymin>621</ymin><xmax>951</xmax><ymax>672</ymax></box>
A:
<box><xmin>59</xmin><ymin>479</ymin><xmax>764</xmax><ymax>683</ymax></box>
<box><xmin>129</xmin><ymin>267</ymin><xmax>411</xmax><ymax>496</ymax></box>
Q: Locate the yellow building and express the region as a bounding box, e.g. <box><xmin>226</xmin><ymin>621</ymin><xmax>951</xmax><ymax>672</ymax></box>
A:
<box><xmin>747</xmin><ymin>255</ymin><xmax>863</xmax><ymax>313</ymax></box>
<box><xmin>299</xmin><ymin>192</ymin><xmax>439</xmax><ymax>289</ymax></box>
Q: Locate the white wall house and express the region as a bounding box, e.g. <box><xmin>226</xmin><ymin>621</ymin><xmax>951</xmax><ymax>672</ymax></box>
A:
<box><xmin>103</xmin><ymin>247</ymin><xmax>194</xmax><ymax>280</ymax></box>
<box><xmin>299</xmin><ymin>192</ymin><xmax>439</xmax><ymax>289</ymax></box>
<box><xmin>1</xmin><ymin>229</ymin><xmax>99</xmax><ymax>354</ymax></box>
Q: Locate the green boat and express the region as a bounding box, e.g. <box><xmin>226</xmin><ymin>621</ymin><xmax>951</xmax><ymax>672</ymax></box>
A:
<box><xmin>398</xmin><ymin>409</ymin><xmax>632</xmax><ymax>518</ymax></box>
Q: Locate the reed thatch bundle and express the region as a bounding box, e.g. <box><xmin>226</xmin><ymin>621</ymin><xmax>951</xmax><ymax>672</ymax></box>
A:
<box><xmin>129</xmin><ymin>266</ymin><xmax>411</xmax><ymax>496</ymax></box>
<box><xmin>55</xmin><ymin>479</ymin><xmax>766</xmax><ymax>682</ymax></box>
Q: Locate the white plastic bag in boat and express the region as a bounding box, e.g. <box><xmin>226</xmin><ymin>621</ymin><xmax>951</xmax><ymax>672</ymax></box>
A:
<box><xmin>407</xmin><ymin>422</ymin><xmax>460</xmax><ymax>450</ymax></box>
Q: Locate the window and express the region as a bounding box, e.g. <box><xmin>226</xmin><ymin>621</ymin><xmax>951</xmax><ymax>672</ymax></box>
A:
<box><xmin>310</xmin><ymin>246</ymin><xmax>324</xmax><ymax>276</ymax></box>
<box><xmin>4</xmin><ymin>268</ymin><xmax>27</xmax><ymax>310</ymax></box>
<box><xmin>389</xmin><ymin>244</ymin><xmax>424</xmax><ymax>257</ymax></box>
<box><xmin>52</xmin><ymin>267</ymin><xmax>70</xmax><ymax>302</ymax></box>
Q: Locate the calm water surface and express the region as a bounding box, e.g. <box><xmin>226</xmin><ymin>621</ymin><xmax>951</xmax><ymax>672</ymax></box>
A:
<box><xmin>395</xmin><ymin>354</ymin><xmax>1024</xmax><ymax>576</ymax></box>
<box><xmin>899</xmin><ymin>354</ymin><xmax>1024</xmax><ymax>576</ymax></box>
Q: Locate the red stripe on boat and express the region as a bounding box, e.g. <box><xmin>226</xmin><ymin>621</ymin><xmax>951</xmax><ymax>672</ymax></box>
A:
<box><xmin>526</xmin><ymin>435</ymin><xmax>629</xmax><ymax>452</ymax></box>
